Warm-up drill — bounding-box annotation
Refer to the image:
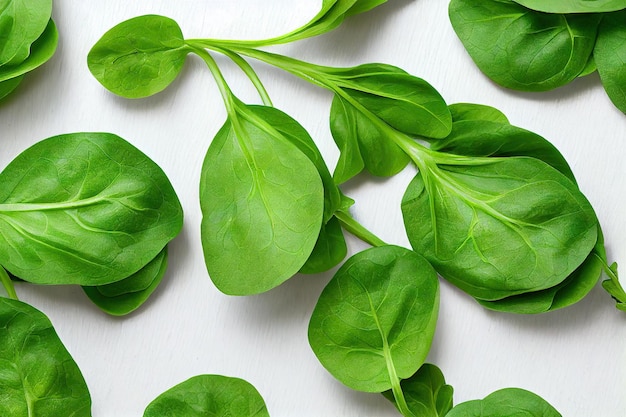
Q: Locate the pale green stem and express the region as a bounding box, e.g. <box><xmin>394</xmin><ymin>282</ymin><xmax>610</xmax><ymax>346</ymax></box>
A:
<box><xmin>335</xmin><ymin>210</ymin><xmax>386</xmax><ymax>248</ymax></box>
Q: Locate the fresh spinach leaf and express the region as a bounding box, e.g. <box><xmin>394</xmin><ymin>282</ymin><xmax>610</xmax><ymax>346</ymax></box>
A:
<box><xmin>448</xmin><ymin>103</ymin><xmax>509</xmax><ymax>124</ymax></box>
<box><xmin>308</xmin><ymin>245</ymin><xmax>439</xmax><ymax>393</ymax></box>
<box><xmin>594</xmin><ymin>10</ymin><xmax>626</xmax><ymax>113</ymax></box>
<box><xmin>512</xmin><ymin>0</ymin><xmax>626</xmax><ymax>13</ymax></box>
<box><xmin>0</xmin><ymin>297</ymin><xmax>91</xmax><ymax>417</ymax></box>
<box><xmin>82</xmin><ymin>247</ymin><xmax>168</xmax><ymax>316</ymax></box>
<box><xmin>200</xmin><ymin>102</ymin><xmax>324</xmax><ymax>295</ymax></box>
<box><xmin>449</xmin><ymin>0</ymin><xmax>600</xmax><ymax>91</ymax></box>
<box><xmin>299</xmin><ymin>216</ymin><xmax>347</xmax><ymax>274</ymax></box>
<box><xmin>0</xmin><ymin>132</ymin><xmax>183</xmax><ymax>286</ymax></box>
<box><xmin>0</xmin><ymin>75</ymin><xmax>22</xmax><ymax>99</ymax></box>
<box><xmin>143</xmin><ymin>375</ymin><xmax>270</xmax><ymax>417</ymax></box>
<box><xmin>446</xmin><ymin>388</ymin><xmax>561</xmax><ymax>417</ymax></box>
<box><xmin>383</xmin><ymin>363</ymin><xmax>454</xmax><ymax>417</ymax></box>
<box><xmin>0</xmin><ymin>0</ymin><xmax>52</xmax><ymax>66</ymax></box>
<box><xmin>402</xmin><ymin>157</ymin><xmax>598</xmax><ymax>301</ymax></box>
<box><xmin>87</xmin><ymin>15</ymin><xmax>191</xmax><ymax>98</ymax></box>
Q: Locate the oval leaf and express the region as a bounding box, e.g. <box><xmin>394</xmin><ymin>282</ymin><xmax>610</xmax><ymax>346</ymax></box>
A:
<box><xmin>0</xmin><ymin>298</ymin><xmax>91</xmax><ymax>417</ymax></box>
<box><xmin>594</xmin><ymin>10</ymin><xmax>626</xmax><ymax>114</ymax></box>
<box><xmin>308</xmin><ymin>245</ymin><xmax>439</xmax><ymax>393</ymax></box>
<box><xmin>447</xmin><ymin>388</ymin><xmax>561</xmax><ymax>417</ymax></box>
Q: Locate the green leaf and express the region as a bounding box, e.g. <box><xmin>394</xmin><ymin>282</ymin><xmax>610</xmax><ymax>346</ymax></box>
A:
<box><xmin>0</xmin><ymin>19</ymin><xmax>58</xmax><ymax>83</ymax></box>
<box><xmin>143</xmin><ymin>375</ymin><xmax>270</xmax><ymax>417</ymax></box>
<box><xmin>299</xmin><ymin>216</ymin><xmax>347</xmax><ymax>274</ymax></box>
<box><xmin>331</xmin><ymin>93</ymin><xmax>409</xmax><ymax>184</ymax></box>
<box><xmin>448</xmin><ymin>103</ymin><xmax>509</xmax><ymax>124</ymax></box>
<box><xmin>0</xmin><ymin>75</ymin><xmax>22</xmax><ymax>100</ymax></box>
<box><xmin>0</xmin><ymin>297</ymin><xmax>91</xmax><ymax>417</ymax></box>
<box><xmin>87</xmin><ymin>15</ymin><xmax>191</xmax><ymax>98</ymax></box>
<box><xmin>446</xmin><ymin>388</ymin><xmax>561</xmax><ymax>417</ymax></box>
<box><xmin>449</xmin><ymin>0</ymin><xmax>600</xmax><ymax>91</ymax></box>
<box><xmin>383</xmin><ymin>363</ymin><xmax>454</xmax><ymax>417</ymax></box>
<box><xmin>594</xmin><ymin>10</ymin><xmax>626</xmax><ymax>114</ymax></box>
<box><xmin>345</xmin><ymin>0</ymin><xmax>389</xmax><ymax>16</ymax></box>
<box><xmin>429</xmin><ymin>120</ymin><xmax>576</xmax><ymax>182</ymax></box>
<box><xmin>308</xmin><ymin>245</ymin><xmax>439</xmax><ymax>393</ymax></box>
<box><xmin>82</xmin><ymin>247</ymin><xmax>168</xmax><ymax>316</ymax></box>
<box><xmin>0</xmin><ymin>0</ymin><xmax>52</xmax><ymax>65</ymax></box>
<box><xmin>402</xmin><ymin>157</ymin><xmax>598</xmax><ymax>301</ymax></box>
<box><xmin>331</xmin><ymin>63</ymin><xmax>452</xmax><ymax>138</ymax></box>
<box><xmin>0</xmin><ymin>132</ymin><xmax>183</xmax><ymax>286</ymax></box>
<box><xmin>512</xmin><ymin>0</ymin><xmax>626</xmax><ymax>13</ymax></box>
<box><xmin>200</xmin><ymin>103</ymin><xmax>324</xmax><ymax>295</ymax></box>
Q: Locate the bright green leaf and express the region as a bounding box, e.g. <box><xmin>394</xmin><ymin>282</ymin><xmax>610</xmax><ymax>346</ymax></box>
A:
<box><xmin>594</xmin><ymin>10</ymin><xmax>626</xmax><ymax>114</ymax></box>
<box><xmin>512</xmin><ymin>0</ymin><xmax>626</xmax><ymax>13</ymax></box>
<box><xmin>446</xmin><ymin>388</ymin><xmax>561</xmax><ymax>417</ymax></box>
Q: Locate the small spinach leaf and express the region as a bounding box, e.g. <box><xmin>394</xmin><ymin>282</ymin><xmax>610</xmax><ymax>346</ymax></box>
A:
<box><xmin>594</xmin><ymin>10</ymin><xmax>626</xmax><ymax>113</ymax></box>
<box><xmin>143</xmin><ymin>375</ymin><xmax>270</xmax><ymax>417</ymax></box>
<box><xmin>0</xmin><ymin>297</ymin><xmax>91</xmax><ymax>417</ymax></box>
<box><xmin>299</xmin><ymin>216</ymin><xmax>347</xmax><ymax>274</ymax></box>
<box><xmin>87</xmin><ymin>15</ymin><xmax>191</xmax><ymax>98</ymax></box>
<box><xmin>448</xmin><ymin>103</ymin><xmax>509</xmax><ymax>124</ymax></box>
<box><xmin>308</xmin><ymin>245</ymin><xmax>439</xmax><ymax>393</ymax></box>
<box><xmin>446</xmin><ymin>388</ymin><xmax>561</xmax><ymax>417</ymax></box>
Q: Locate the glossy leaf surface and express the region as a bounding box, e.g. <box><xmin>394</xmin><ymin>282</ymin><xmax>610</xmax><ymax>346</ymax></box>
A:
<box><xmin>0</xmin><ymin>133</ymin><xmax>183</xmax><ymax>286</ymax></box>
<box><xmin>449</xmin><ymin>0</ymin><xmax>599</xmax><ymax>91</ymax></box>
<box><xmin>200</xmin><ymin>104</ymin><xmax>323</xmax><ymax>295</ymax></box>
<box><xmin>143</xmin><ymin>375</ymin><xmax>269</xmax><ymax>417</ymax></box>
<box><xmin>309</xmin><ymin>245</ymin><xmax>439</xmax><ymax>393</ymax></box>
<box><xmin>513</xmin><ymin>0</ymin><xmax>626</xmax><ymax>13</ymax></box>
<box><xmin>0</xmin><ymin>0</ymin><xmax>52</xmax><ymax>65</ymax></box>
<box><xmin>594</xmin><ymin>10</ymin><xmax>626</xmax><ymax>114</ymax></box>
<box><xmin>402</xmin><ymin>157</ymin><xmax>598</xmax><ymax>300</ymax></box>
<box><xmin>88</xmin><ymin>15</ymin><xmax>190</xmax><ymax>98</ymax></box>
<box><xmin>448</xmin><ymin>103</ymin><xmax>509</xmax><ymax>124</ymax></box>
<box><xmin>0</xmin><ymin>297</ymin><xmax>91</xmax><ymax>417</ymax></box>
<box><xmin>446</xmin><ymin>388</ymin><xmax>561</xmax><ymax>417</ymax></box>
<box><xmin>82</xmin><ymin>247</ymin><xmax>168</xmax><ymax>316</ymax></box>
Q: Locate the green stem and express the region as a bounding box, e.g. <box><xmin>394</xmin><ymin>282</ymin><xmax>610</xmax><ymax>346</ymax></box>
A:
<box><xmin>0</xmin><ymin>267</ymin><xmax>18</xmax><ymax>300</ymax></box>
<box><xmin>189</xmin><ymin>46</ymin><xmax>237</xmax><ymax>115</ymax></box>
<box><xmin>335</xmin><ymin>210</ymin><xmax>386</xmax><ymax>248</ymax></box>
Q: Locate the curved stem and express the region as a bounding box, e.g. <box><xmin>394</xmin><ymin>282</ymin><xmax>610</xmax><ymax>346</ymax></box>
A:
<box><xmin>0</xmin><ymin>267</ymin><xmax>18</xmax><ymax>300</ymax></box>
<box><xmin>189</xmin><ymin>46</ymin><xmax>237</xmax><ymax>115</ymax></box>
<box><xmin>335</xmin><ymin>210</ymin><xmax>386</xmax><ymax>248</ymax></box>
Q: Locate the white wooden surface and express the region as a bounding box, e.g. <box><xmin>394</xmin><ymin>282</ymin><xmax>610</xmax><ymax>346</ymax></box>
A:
<box><xmin>1</xmin><ymin>1</ymin><xmax>625</xmax><ymax>416</ymax></box>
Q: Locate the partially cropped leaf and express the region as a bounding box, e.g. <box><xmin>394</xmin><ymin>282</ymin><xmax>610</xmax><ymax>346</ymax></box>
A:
<box><xmin>594</xmin><ymin>10</ymin><xmax>626</xmax><ymax>113</ymax></box>
<box><xmin>143</xmin><ymin>375</ymin><xmax>270</xmax><ymax>417</ymax></box>
<box><xmin>446</xmin><ymin>388</ymin><xmax>561</xmax><ymax>417</ymax></box>
<box><xmin>200</xmin><ymin>103</ymin><xmax>323</xmax><ymax>295</ymax></box>
<box><xmin>0</xmin><ymin>133</ymin><xmax>183</xmax><ymax>286</ymax></box>
<box><xmin>88</xmin><ymin>15</ymin><xmax>191</xmax><ymax>98</ymax></box>
<box><xmin>82</xmin><ymin>247</ymin><xmax>169</xmax><ymax>316</ymax></box>
<box><xmin>512</xmin><ymin>0</ymin><xmax>626</xmax><ymax>13</ymax></box>
<box><xmin>0</xmin><ymin>0</ymin><xmax>52</xmax><ymax>65</ymax></box>
<box><xmin>300</xmin><ymin>216</ymin><xmax>347</xmax><ymax>274</ymax></box>
<box><xmin>0</xmin><ymin>75</ymin><xmax>22</xmax><ymax>100</ymax></box>
<box><xmin>402</xmin><ymin>157</ymin><xmax>598</xmax><ymax>301</ymax></box>
<box><xmin>309</xmin><ymin>245</ymin><xmax>439</xmax><ymax>393</ymax></box>
<box><xmin>0</xmin><ymin>297</ymin><xmax>91</xmax><ymax>417</ymax></box>
<box><xmin>345</xmin><ymin>0</ymin><xmax>389</xmax><ymax>16</ymax></box>
<box><xmin>449</xmin><ymin>0</ymin><xmax>600</xmax><ymax>91</ymax></box>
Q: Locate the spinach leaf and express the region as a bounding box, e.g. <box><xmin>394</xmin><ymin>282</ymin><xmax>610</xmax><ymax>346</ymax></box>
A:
<box><xmin>594</xmin><ymin>10</ymin><xmax>626</xmax><ymax>113</ymax></box>
<box><xmin>82</xmin><ymin>247</ymin><xmax>168</xmax><ymax>316</ymax></box>
<box><xmin>308</xmin><ymin>245</ymin><xmax>439</xmax><ymax>393</ymax></box>
<box><xmin>87</xmin><ymin>15</ymin><xmax>191</xmax><ymax>98</ymax></box>
<box><xmin>299</xmin><ymin>216</ymin><xmax>347</xmax><ymax>274</ymax></box>
<box><xmin>448</xmin><ymin>103</ymin><xmax>509</xmax><ymax>124</ymax></box>
<box><xmin>0</xmin><ymin>297</ymin><xmax>91</xmax><ymax>417</ymax></box>
<box><xmin>446</xmin><ymin>388</ymin><xmax>561</xmax><ymax>417</ymax></box>
<box><xmin>0</xmin><ymin>75</ymin><xmax>22</xmax><ymax>99</ymax></box>
<box><xmin>200</xmin><ymin>102</ymin><xmax>324</xmax><ymax>295</ymax></box>
<box><xmin>512</xmin><ymin>0</ymin><xmax>626</xmax><ymax>13</ymax></box>
<box><xmin>143</xmin><ymin>375</ymin><xmax>270</xmax><ymax>417</ymax></box>
<box><xmin>449</xmin><ymin>0</ymin><xmax>600</xmax><ymax>91</ymax></box>
<box><xmin>0</xmin><ymin>0</ymin><xmax>52</xmax><ymax>66</ymax></box>
<box><xmin>383</xmin><ymin>363</ymin><xmax>454</xmax><ymax>417</ymax></box>
<box><xmin>402</xmin><ymin>157</ymin><xmax>598</xmax><ymax>301</ymax></box>
<box><xmin>0</xmin><ymin>132</ymin><xmax>183</xmax><ymax>286</ymax></box>
<box><xmin>0</xmin><ymin>19</ymin><xmax>58</xmax><ymax>83</ymax></box>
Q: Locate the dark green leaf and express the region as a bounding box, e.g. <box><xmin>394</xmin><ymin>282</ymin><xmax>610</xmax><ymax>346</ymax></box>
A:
<box><xmin>82</xmin><ymin>247</ymin><xmax>168</xmax><ymax>316</ymax></box>
<box><xmin>143</xmin><ymin>375</ymin><xmax>270</xmax><ymax>417</ymax></box>
<box><xmin>0</xmin><ymin>132</ymin><xmax>183</xmax><ymax>286</ymax></box>
<box><xmin>446</xmin><ymin>388</ymin><xmax>561</xmax><ymax>417</ymax></box>
<box><xmin>0</xmin><ymin>297</ymin><xmax>91</xmax><ymax>417</ymax></box>
<box><xmin>87</xmin><ymin>15</ymin><xmax>190</xmax><ymax>98</ymax></box>
<box><xmin>449</xmin><ymin>0</ymin><xmax>600</xmax><ymax>91</ymax></box>
<box><xmin>0</xmin><ymin>75</ymin><xmax>23</xmax><ymax>100</ymax></box>
<box><xmin>594</xmin><ymin>10</ymin><xmax>626</xmax><ymax>113</ymax></box>
<box><xmin>308</xmin><ymin>245</ymin><xmax>439</xmax><ymax>393</ymax></box>
<box><xmin>513</xmin><ymin>0</ymin><xmax>626</xmax><ymax>13</ymax></box>
<box><xmin>402</xmin><ymin>157</ymin><xmax>598</xmax><ymax>301</ymax></box>
<box><xmin>0</xmin><ymin>0</ymin><xmax>52</xmax><ymax>65</ymax></box>
<box><xmin>200</xmin><ymin>103</ymin><xmax>324</xmax><ymax>295</ymax></box>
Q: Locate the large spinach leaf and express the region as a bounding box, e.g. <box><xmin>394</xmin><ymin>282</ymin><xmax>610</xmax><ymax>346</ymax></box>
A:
<box><xmin>594</xmin><ymin>10</ymin><xmax>626</xmax><ymax>113</ymax></box>
<box><xmin>446</xmin><ymin>388</ymin><xmax>561</xmax><ymax>417</ymax></box>
<box><xmin>0</xmin><ymin>0</ymin><xmax>52</xmax><ymax>66</ymax></box>
<box><xmin>512</xmin><ymin>0</ymin><xmax>626</xmax><ymax>13</ymax></box>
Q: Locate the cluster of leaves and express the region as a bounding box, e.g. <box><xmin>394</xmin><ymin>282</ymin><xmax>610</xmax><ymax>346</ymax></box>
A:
<box><xmin>449</xmin><ymin>0</ymin><xmax>626</xmax><ymax>113</ymax></box>
<box><xmin>0</xmin><ymin>133</ymin><xmax>184</xmax><ymax>315</ymax></box>
<box><xmin>0</xmin><ymin>0</ymin><xmax>58</xmax><ymax>101</ymax></box>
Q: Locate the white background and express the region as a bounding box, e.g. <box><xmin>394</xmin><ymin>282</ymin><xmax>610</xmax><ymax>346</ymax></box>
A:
<box><xmin>1</xmin><ymin>1</ymin><xmax>625</xmax><ymax>416</ymax></box>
